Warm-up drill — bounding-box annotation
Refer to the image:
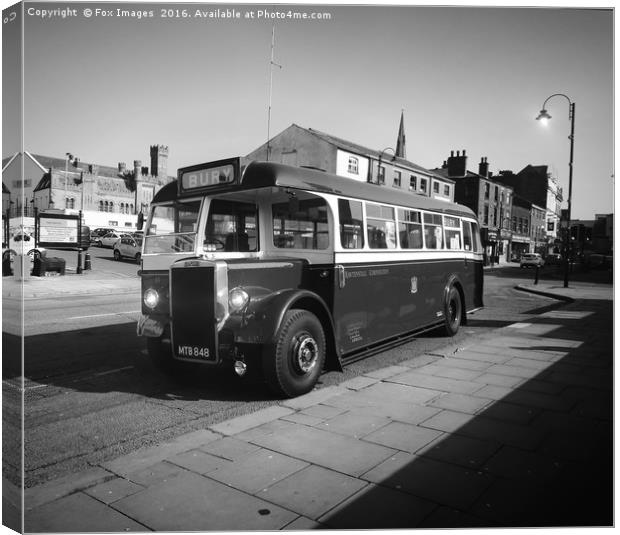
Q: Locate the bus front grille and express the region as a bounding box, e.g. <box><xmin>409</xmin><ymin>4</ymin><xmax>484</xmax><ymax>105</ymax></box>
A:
<box><xmin>170</xmin><ymin>263</ymin><xmax>218</xmax><ymax>363</ymax></box>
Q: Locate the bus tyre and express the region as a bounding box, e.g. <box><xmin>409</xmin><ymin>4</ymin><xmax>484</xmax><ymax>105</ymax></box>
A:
<box><xmin>264</xmin><ymin>309</ymin><xmax>326</xmax><ymax>398</ymax></box>
<box><xmin>443</xmin><ymin>286</ymin><xmax>462</xmax><ymax>337</ymax></box>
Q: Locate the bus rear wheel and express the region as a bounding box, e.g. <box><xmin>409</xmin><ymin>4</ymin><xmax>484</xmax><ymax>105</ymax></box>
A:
<box><xmin>263</xmin><ymin>309</ymin><xmax>326</xmax><ymax>398</ymax></box>
<box><xmin>442</xmin><ymin>286</ymin><xmax>462</xmax><ymax>336</ymax></box>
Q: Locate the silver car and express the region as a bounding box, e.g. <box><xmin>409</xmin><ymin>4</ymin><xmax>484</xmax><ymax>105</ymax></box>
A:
<box><xmin>520</xmin><ymin>253</ymin><xmax>545</xmax><ymax>268</ymax></box>
<box><xmin>113</xmin><ymin>235</ymin><xmax>143</xmax><ymax>263</ymax></box>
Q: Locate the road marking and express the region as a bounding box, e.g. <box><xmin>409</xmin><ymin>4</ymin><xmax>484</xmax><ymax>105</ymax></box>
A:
<box><xmin>3</xmin><ymin>366</ymin><xmax>137</xmax><ymax>391</ymax></box>
<box><xmin>92</xmin><ymin>366</ymin><xmax>135</xmax><ymax>377</ymax></box>
<box><xmin>67</xmin><ymin>311</ymin><xmax>140</xmax><ymax>320</ymax></box>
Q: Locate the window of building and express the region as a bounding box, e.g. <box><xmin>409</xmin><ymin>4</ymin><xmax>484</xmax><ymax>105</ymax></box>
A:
<box><xmin>483</xmin><ymin>205</ymin><xmax>489</xmax><ymax>225</ymax></box>
<box><xmin>494</xmin><ymin>186</ymin><xmax>499</xmax><ymax>201</ymax></box>
<box><xmin>409</xmin><ymin>175</ymin><xmax>417</xmax><ymax>191</ymax></box>
<box><xmin>397</xmin><ymin>208</ymin><xmax>423</xmax><ymax>249</ymax></box>
<box><xmin>393</xmin><ymin>170</ymin><xmax>401</xmax><ymax>188</ymax></box>
<box><xmin>433</xmin><ymin>182</ymin><xmax>440</xmax><ymax>194</ymax></box>
<box><xmin>443</xmin><ymin>185</ymin><xmax>450</xmax><ymax>197</ymax></box>
<box><xmin>377</xmin><ymin>166</ymin><xmax>385</xmax><ymax>185</ymax></box>
<box><xmin>99</xmin><ymin>201</ymin><xmax>104</xmax><ymax>212</ymax></box>
<box><xmin>419</xmin><ymin>178</ymin><xmax>427</xmax><ymax>193</ymax></box>
<box><xmin>338</xmin><ymin>199</ymin><xmax>364</xmax><ymax>249</ymax></box>
<box><xmin>348</xmin><ymin>156</ymin><xmax>359</xmax><ymax>175</ymax></box>
<box><xmin>484</xmin><ymin>183</ymin><xmax>490</xmax><ymax>199</ymax></box>
<box><xmin>366</xmin><ymin>203</ymin><xmax>396</xmax><ymax>249</ymax></box>
<box><xmin>109</xmin><ymin>201</ymin><xmax>114</xmax><ymax>213</ymax></box>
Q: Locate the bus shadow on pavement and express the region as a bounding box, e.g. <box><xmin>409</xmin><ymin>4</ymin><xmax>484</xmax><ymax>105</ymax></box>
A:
<box><xmin>3</xmin><ymin>323</ymin><xmax>273</xmax><ymax>404</ymax></box>
<box><xmin>317</xmin><ymin>299</ymin><xmax>612</xmax><ymax>529</ymax></box>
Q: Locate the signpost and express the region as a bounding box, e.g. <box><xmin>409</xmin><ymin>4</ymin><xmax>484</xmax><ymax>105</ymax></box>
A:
<box><xmin>35</xmin><ymin>210</ymin><xmax>86</xmax><ymax>274</ymax></box>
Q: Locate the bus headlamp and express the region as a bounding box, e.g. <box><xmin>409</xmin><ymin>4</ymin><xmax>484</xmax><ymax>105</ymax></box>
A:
<box><xmin>143</xmin><ymin>288</ymin><xmax>160</xmax><ymax>309</ymax></box>
<box><xmin>228</xmin><ymin>287</ymin><xmax>250</xmax><ymax>312</ymax></box>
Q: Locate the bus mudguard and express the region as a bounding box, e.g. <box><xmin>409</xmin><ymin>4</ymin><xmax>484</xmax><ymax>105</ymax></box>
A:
<box><xmin>444</xmin><ymin>274</ymin><xmax>467</xmax><ymax>326</ymax></box>
<box><xmin>251</xmin><ymin>288</ymin><xmax>342</xmax><ymax>372</ymax></box>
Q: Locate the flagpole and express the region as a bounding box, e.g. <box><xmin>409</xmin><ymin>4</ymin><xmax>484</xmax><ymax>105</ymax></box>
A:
<box><xmin>267</xmin><ymin>25</ymin><xmax>282</xmax><ymax>161</ymax></box>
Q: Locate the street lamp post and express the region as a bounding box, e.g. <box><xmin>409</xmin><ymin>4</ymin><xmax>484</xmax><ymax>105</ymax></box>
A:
<box><xmin>375</xmin><ymin>147</ymin><xmax>396</xmax><ymax>184</ymax></box>
<box><xmin>536</xmin><ymin>93</ymin><xmax>575</xmax><ymax>288</ymax></box>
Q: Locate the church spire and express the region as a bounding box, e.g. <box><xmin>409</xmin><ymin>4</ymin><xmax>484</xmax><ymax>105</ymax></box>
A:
<box><xmin>395</xmin><ymin>109</ymin><xmax>406</xmax><ymax>159</ymax></box>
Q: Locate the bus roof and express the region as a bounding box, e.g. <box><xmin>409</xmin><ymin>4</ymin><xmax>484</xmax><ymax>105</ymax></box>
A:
<box><xmin>153</xmin><ymin>160</ymin><xmax>476</xmax><ymax>219</ymax></box>
<box><xmin>242</xmin><ymin>161</ymin><xmax>477</xmax><ymax>219</ymax></box>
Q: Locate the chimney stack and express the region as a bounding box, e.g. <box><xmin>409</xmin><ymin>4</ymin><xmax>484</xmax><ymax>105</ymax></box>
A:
<box><xmin>478</xmin><ymin>157</ymin><xmax>489</xmax><ymax>178</ymax></box>
<box><xmin>447</xmin><ymin>149</ymin><xmax>467</xmax><ymax>178</ymax></box>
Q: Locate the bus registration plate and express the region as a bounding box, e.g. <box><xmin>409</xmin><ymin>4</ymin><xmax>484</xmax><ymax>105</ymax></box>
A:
<box><xmin>177</xmin><ymin>345</ymin><xmax>211</xmax><ymax>360</ymax></box>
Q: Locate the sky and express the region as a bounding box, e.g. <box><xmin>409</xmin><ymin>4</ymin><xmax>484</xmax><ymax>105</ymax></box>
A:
<box><xmin>2</xmin><ymin>1</ymin><xmax>615</xmax><ymax>220</ymax></box>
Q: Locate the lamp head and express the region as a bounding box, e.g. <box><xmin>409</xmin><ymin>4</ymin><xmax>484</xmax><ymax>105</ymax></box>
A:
<box><xmin>536</xmin><ymin>109</ymin><xmax>552</xmax><ymax>125</ymax></box>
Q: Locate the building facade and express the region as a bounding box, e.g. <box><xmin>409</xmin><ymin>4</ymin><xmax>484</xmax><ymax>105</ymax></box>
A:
<box><xmin>2</xmin><ymin>145</ymin><xmax>173</xmax><ymax>232</ymax></box>
<box><xmin>494</xmin><ymin>165</ymin><xmax>563</xmax><ymax>253</ymax></box>
<box><xmin>432</xmin><ymin>153</ymin><xmax>514</xmax><ymax>263</ymax></box>
<box><xmin>246</xmin><ymin>123</ymin><xmax>455</xmax><ymax>202</ymax></box>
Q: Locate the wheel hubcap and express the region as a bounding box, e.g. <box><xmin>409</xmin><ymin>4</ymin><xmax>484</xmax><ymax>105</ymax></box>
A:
<box><xmin>293</xmin><ymin>334</ymin><xmax>319</xmax><ymax>374</ymax></box>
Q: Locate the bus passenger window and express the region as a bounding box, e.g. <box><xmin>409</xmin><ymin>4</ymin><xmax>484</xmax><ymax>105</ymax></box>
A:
<box><xmin>367</xmin><ymin>203</ymin><xmax>396</xmax><ymax>249</ymax></box>
<box><xmin>272</xmin><ymin>197</ymin><xmax>329</xmax><ymax>250</ymax></box>
<box><xmin>444</xmin><ymin>216</ymin><xmax>462</xmax><ymax>250</ymax></box>
<box><xmin>398</xmin><ymin>209</ymin><xmax>423</xmax><ymax>249</ymax></box>
<box><xmin>463</xmin><ymin>221</ymin><xmax>473</xmax><ymax>251</ymax></box>
<box><xmin>471</xmin><ymin>222</ymin><xmax>482</xmax><ymax>253</ymax></box>
<box><xmin>423</xmin><ymin>213</ymin><xmax>443</xmax><ymax>249</ymax></box>
<box><xmin>338</xmin><ymin>199</ymin><xmax>364</xmax><ymax>249</ymax></box>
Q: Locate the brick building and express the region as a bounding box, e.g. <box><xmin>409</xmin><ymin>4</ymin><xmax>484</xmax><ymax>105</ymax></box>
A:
<box><xmin>431</xmin><ymin>153</ymin><xmax>514</xmax><ymax>263</ymax></box>
<box><xmin>493</xmin><ymin>165</ymin><xmax>563</xmax><ymax>252</ymax></box>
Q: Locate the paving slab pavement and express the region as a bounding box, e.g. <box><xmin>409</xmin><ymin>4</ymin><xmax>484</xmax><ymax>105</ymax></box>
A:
<box><xmin>9</xmin><ymin>281</ymin><xmax>614</xmax><ymax>531</ymax></box>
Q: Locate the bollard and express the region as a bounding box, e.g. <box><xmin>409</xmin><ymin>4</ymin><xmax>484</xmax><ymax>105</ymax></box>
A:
<box><xmin>77</xmin><ymin>249</ymin><xmax>83</xmax><ymax>274</ymax></box>
<box><xmin>84</xmin><ymin>252</ymin><xmax>92</xmax><ymax>270</ymax></box>
<box><xmin>534</xmin><ymin>265</ymin><xmax>540</xmax><ymax>285</ymax></box>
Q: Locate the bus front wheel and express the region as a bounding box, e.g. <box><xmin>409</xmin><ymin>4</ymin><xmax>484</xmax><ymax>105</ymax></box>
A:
<box><xmin>263</xmin><ymin>309</ymin><xmax>326</xmax><ymax>398</ymax></box>
<box><xmin>443</xmin><ymin>286</ymin><xmax>462</xmax><ymax>337</ymax></box>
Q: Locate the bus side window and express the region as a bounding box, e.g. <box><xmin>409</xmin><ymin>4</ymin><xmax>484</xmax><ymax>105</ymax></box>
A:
<box><xmin>444</xmin><ymin>216</ymin><xmax>462</xmax><ymax>250</ymax></box>
<box><xmin>398</xmin><ymin>208</ymin><xmax>423</xmax><ymax>249</ymax></box>
<box><xmin>423</xmin><ymin>213</ymin><xmax>443</xmax><ymax>249</ymax></box>
<box><xmin>471</xmin><ymin>221</ymin><xmax>482</xmax><ymax>253</ymax></box>
<box><xmin>272</xmin><ymin>197</ymin><xmax>329</xmax><ymax>250</ymax></box>
<box><xmin>366</xmin><ymin>203</ymin><xmax>396</xmax><ymax>250</ymax></box>
<box><xmin>338</xmin><ymin>199</ymin><xmax>364</xmax><ymax>249</ymax></box>
<box><xmin>463</xmin><ymin>221</ymin><xmax>474</xmax><ymax>251</ymax></box>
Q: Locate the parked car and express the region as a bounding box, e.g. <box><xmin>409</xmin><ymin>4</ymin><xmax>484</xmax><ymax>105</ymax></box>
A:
<box><xmin>90</xmin><ymin>228</ymin><xmax>115</xmax><ymax>243</ymax></box>
<box><xmin>113</xmin><ymin>235</ymin><xmax>143</xmax><ymax>263</ymax></box>
<box><xmin>545</xmin><ymin>253</ymin><xmax>562</xmax><ymax>265</ymax></box>
<box><xmin>520</xmin><ymin>253</ymin><xmax>545</xmax><ymax>268</ymax></box>
<box><xmin>96</xmin><ymin>231</ymin><xmax>128</xmax><ymax>248</ymax></box>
